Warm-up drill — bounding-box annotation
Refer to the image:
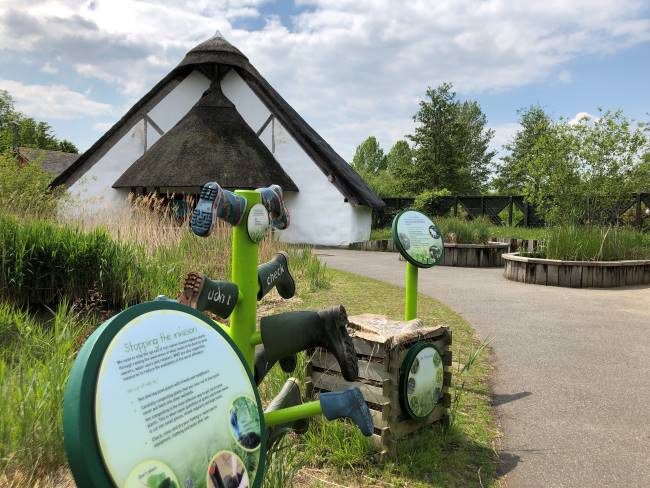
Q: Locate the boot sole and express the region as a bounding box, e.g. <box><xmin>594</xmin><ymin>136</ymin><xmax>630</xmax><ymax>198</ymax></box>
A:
<box><xmin>190</xmin><ymin>183</ymin><xmax>221</xmax><ymax>237</ymax></box>
<box><xmin>178</xmin><ymin>272</ymin><xmax>205</xmax><ymax>309</ymax></box>
<box><xmin>324</xmin><ymin>305</ymin><xmax>358</xmax><ymax>382</ymax></box>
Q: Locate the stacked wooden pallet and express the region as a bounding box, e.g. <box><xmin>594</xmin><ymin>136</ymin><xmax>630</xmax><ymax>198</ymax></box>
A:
<box><xmin>305</xmin><ymin>314</ymin><xmax>452</xmax><ymax>459</ymax></box>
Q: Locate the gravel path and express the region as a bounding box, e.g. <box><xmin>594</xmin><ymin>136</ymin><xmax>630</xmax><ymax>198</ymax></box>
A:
<box><xmin>317</xmin><ymin>249</ymin><xmax>650</xmax><ymax>488</ymax></box>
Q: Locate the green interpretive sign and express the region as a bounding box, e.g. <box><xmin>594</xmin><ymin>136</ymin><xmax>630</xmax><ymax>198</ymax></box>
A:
<box><xmin>63</xmin><ymin>301</ymin><xmax>265</xmax><ymax>488</ymax></box>
<box><xmin>399</xmin><ymin>342</ymin><xmax>444</xmax><ymax>419</ymax></box>
<box><xmin>392</xmin><ymin>210</ymin><xmax>444</xmax><ymax>268</ymax></box>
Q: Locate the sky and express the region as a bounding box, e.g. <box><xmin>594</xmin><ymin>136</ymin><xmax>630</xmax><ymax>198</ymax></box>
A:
<box><xmin>0</xmin><ymin>0</ymin><xmax>649</xmax><ymax>161</ymax></box>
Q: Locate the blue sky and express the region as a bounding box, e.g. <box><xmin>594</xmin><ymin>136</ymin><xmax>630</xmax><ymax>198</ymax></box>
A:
<box><xmin>1</xmin><ymin>1</ymin><xmax>649</xmax><ymax>160</ymax></box>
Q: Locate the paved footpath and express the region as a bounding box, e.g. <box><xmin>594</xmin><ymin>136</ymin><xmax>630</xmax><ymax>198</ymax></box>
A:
<box><xmin>317</xmin><ymin>249</ymin><xmax>650</xmax><ymax>488</ymax></box>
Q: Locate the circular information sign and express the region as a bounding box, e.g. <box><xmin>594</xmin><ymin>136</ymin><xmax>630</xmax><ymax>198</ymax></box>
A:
<box><xmin>399</xmin><ymin>342</ymin><xmax>444</xmax><ymax>419</ymax></box>
<box><xmin>247</xmin><ymin>203</ymin><xmax>270</xmax><ymax>243</ymax></box>
<box><xmin>64</xmin><ymin>301</ymin><xmax>265</xmax><ymax>488</ymax></box>
<box><xmin>392</xmin><ymin>210</ymin><xmax>444</xmax><ymax>268</ymax></box>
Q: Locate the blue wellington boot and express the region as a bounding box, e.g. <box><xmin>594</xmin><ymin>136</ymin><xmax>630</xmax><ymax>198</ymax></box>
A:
<box><xmin>190</xmin><ymin>181</ymin><xmax>247</xmax><ymax>236</ymax></box>
<box><xmin>320</xmin><ymin>387</ymin><xmax>374</xmax><ymax>436</ymax></box>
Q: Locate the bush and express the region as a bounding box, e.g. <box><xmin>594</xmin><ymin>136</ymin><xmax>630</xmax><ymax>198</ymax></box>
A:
<box><xmin>542</xmin><ymin>226</ymin><xmax>650</xmax><ymax>261</ymax></box>
<box><xmin>436</xmin><ymin>216</ymin><xmax>493</xmax><ymax>244</ymax></box>
<box><xmin>413</xmin><ymin>188</ymin><xmax>452</xmax><ymax>216</ymax></box>
<box><xmin>0</xmin><ymin>153</ymin><xmax>65</xmax><ymax>218</ymax></box>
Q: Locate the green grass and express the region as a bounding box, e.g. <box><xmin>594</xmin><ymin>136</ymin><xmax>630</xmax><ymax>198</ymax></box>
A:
<box><xmin>542</xmin><ymin>225</ymin><xmax>650</xmax><ymax>261</ymax></box>
<box><xmin>260</xmin><ymin>269</ymin><xmax>497</xmax><ymax>488</ymax></box>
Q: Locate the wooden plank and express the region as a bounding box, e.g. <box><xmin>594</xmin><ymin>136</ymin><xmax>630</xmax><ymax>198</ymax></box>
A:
<box><xmin>558</xmin><ymin>265</ymin><xmax>571</xmax><ymax>287</ymax></box>
<box><xmin>570</xmin><ymin>265</ymin><xmax>582</xmax><ymax>288</ymax></box>
<box><xmin>369</xmin><ymin>405</ymin><xmax>390</xmax><ymax>429</ymax></box>
<box><xmin>388</xmin><ymin>405</ymin><xmax>446</xmax><ymax>438</ymax></box>
<box><xmin>534</xmin><ymin>263</ymin><xmax>547</xmax><ymax>285</ymax></box>
<box><xmin>351</xmin><ymin>337</ymin><xmax>386</xmax><ymax>358</ymax></box>
<box><xmin>517</xmin><ymin>262</ymin><xmax>526</xmax><ymax>282</ymax></box>
<box><xmin>547</xmin><ymin>263</ymin><xmax>559</xmax><ymax>286</ymax></box>
<box><xmin>311</xmin><ymin>351</ymin><xmax>391</xmax><ymax>382</ymax></box>
<box><xmin>311</xmin><ymin>371</ymin><xmax>387</xmax><ymax>405</ymax></box>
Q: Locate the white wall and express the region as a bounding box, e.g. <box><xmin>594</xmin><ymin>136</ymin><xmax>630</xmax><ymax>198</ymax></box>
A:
<box><xmin>222</xmin><ymin>70</ymin><xmax>371</xmax><ymax>245</ymax></box>
<box><xmin>64</xmin><ymin>70</ymin><xmax>210</xmax><ymax>216</ymax></box>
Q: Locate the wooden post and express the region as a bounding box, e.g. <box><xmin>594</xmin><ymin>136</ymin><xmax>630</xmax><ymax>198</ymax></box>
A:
<box><xmin>636</xmin><ymin>193</ymin><xmax>642</xmax><ymax>229</ymax></box>
<box><xmin>524</xmin><ymin>201</ymin><xmax>529</xmax><ymax>227</ymax></box>
<box><xmin>480</xmin><ymin>196</ymin><xmax>485</xmax><ymax>218</ymax></box>
<box><xmin>508</xmin><ymin>196</ymin><xmax>513</xmax><ymax>226</ymax></box>
<box><xmin>453</xmin><ymin>196</ymin><xmax>458</xmax><ymax>217</ymax></box>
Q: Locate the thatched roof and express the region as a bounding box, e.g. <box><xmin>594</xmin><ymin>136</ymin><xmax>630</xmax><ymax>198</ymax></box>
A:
<box><xmin>17</xmin><ymin>147</ymin><xmax>79</xmax><ymax>178</ymax></box>
<box><xmin>113</xmin><ymin>83</ymin><xmax>297</xmax><ymax>191</ymax></box>
<box><xmin>52</xmin><ymin>33</ymin><xmax>384</xmax><ymax>208</ymax></box>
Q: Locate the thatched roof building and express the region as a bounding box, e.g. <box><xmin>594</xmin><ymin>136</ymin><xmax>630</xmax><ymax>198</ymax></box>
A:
<box><xmin>54</xmin><ymin>33</ymin><xmax>383</xmax><ymax>245</ymax></box>
<box><xmin>17</xmin><ymin>147</ymin><xmax>79</xmax><ymax>178</ymax></box>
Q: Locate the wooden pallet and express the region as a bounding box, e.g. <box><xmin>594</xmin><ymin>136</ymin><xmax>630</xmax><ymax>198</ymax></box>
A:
<box><xmin>305</xmin><ymin>314</ymin><xmax>452</xmax><ymax>459</ymax></box>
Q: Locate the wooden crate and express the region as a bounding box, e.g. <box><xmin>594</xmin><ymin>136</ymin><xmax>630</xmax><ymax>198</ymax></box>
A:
<box><xmin>305</xmin><ymin>314</ymin><xmax>452</xmax><ymax>459</ymax></box>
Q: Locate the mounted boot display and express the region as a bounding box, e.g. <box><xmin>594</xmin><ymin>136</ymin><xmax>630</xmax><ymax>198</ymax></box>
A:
<box><xmin>265</xmin><ymin>378</ymin><xmax>309</xmax><ymax>450</ymax></box>
<box><xmin>253</xmin><ymin>345</ymin><xmax>296</xmax><ymax>385</ymax></box>
<box><xmin>260</xmin><ymin>305</ymin><xmax>359</xmax><ymax>381</ymax></box>
<box><xmin>257</xmin><ymin>184</ymin><xmax>289</xmax><ymax>230</ymax></box>
<box><xmin>320</xmin><ymin>387</ymin><xmax>374</xmax><ymax>436</ymax></box>
<box><xmin>178</xmin><ymin>272</ymin><xmax>239</xmax><ymax>318</ymax></box>
<box><xmin>257</xmin><ymin>251</ymin><xmax>295</xmax><ymax>300</ymax></box>
<box><xmin>190</xmin><ymin>181</ymin><xmax>247</xmax><ymax>236</ymax></box>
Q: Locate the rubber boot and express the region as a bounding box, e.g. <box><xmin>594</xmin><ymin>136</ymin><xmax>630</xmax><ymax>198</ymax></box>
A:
<box><xmin>257</xmin><ymin>252</ymin><xmax>295</xmax><ymax>300</ymax></box>
<box><xmin>260</xmin><ymin>305</ymin><xmax>358</xmax><ymax>381</ymax></box>
<box><xmin>257</xmin><ymin>184</ymin><xmax>289</xmax><ymax>230</ymax></box>
<box><xmin>178</xmin><ymin>272</ymin><xmax>239</xmax><ymax>318</ymax></box>
<box><xmin>320</xmin><ymin>387</ymin><xmax>374</xmax><ymax>436</ymax></box>
<box><xmin>190</xmin><ymin>181</ymin><xmax>247</xmax><ymax>236</ymax></box>
<box><xmin>253</xmin><ymin>345</ymin><xmax>297</xmax><ymax>385</ymax></box>
<box><xmin>265</xmin><ymin>378</ymin><xmax>309</xmax><ymax>450</ymax></box>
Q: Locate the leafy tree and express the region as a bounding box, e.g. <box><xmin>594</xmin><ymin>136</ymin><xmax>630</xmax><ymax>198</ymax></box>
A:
<box><xmin>493</xmin><ymin>105</ymin><xmax>552</xmax><ymax>193</ymax></box>
<box><xmin>386</xmin><ymin>140</ymin><xmax>413</xmax><ymax>176</ymax></box>
<box><xmin>0</xmin><ymin>90</ymin><xmax>78</xmax><ymax>154</ymax></box>
<box><xmin>407</xmin><ymin>83</ymin><xmax>494</xmax><ymax>195</ymax></box>
<box><xmin>351</xmin><ymin>136</ymin><xmax>386</xmax><ymax>175</ymax></box>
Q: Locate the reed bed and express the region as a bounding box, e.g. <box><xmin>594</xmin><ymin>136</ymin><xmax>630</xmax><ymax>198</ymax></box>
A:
<box><xmin>542</xmin><ymin>225</ymin><xmax>650</xmax><ymax>261</ymax></box>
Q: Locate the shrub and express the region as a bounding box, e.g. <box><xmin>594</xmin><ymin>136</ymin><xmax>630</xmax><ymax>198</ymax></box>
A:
<box><xmin>413</xmin><ymin>188</ymin><xmax>452</xmax><ymax>216</ymax></box>
<box><xmin>436</xmin><ymin>216</ymin><xmax>493</xmax><ymax>244</ymax></box>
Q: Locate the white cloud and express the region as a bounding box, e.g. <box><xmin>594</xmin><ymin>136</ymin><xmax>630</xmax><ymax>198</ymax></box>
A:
<box><xmin>569</xmin><ymin>111</ymin><xmax>597</xmax><ymax>125</ymax></box>
<box><xmin>0</xmin><ymin>79</ymin><xmax>111</xmax><ymax>119</ymax></box>
<box><xmin>0</xmin><ymin>0</ymin><xmax>649</xmax><ymax>157</ymax></box>
<box><xmin>490</xmin><ymin>122</ymin><xmax>521</xmax><ymax>154</ymax></box>
<box><xmin>40</xmin><ymin>61</ymin><xmax>58</xmax><ymax>74</ymax></box>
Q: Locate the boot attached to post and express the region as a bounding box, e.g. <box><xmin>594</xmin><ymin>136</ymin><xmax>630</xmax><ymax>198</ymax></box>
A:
<box><xmin>257</xmin><ymin>252</ymin><xmax>295</xmax><ymax>300</ymax></box>
<box><xmin>190</xmin><ymin>181</ymin><xmax>247</xmax><ymax>236</ymax></box>
<box><xmin>253</xmin><ymin>345</ymin><xmax>296</xmax><ymax>385</ymax></box>
<box><xmin>320</xmin><ymin>387</ymin><xmax>374</xmax><ymax>436</ymax></box>
<box><xmin>260</xmin><ymin>305</ymin><xmax>359</xmax><ymax>381</ymax></box>
<box><xmin>257</xmin><ymin>184</ymin><xmax>289</xmax><ymax>230</ymax></box>
<box><xmin>178</xmin><ymin>272</ymin><xmax>239</xmax><ymax>318</ymax></box>
<box><xmin>265</xmin><ymin>378</ymin><xmax>309</xmax><ymax>450</ymax></box>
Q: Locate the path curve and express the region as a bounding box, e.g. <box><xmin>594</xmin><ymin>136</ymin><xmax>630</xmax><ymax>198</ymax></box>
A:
<box><xmin>318</xmin><ymin>249</ymin><xmax>650</xmax><ymax>488</ymax></box>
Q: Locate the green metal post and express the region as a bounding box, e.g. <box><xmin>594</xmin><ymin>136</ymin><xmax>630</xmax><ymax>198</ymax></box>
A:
<box><xmin>230</xmin><ymin>190</ymin><xmax>260</xmax><ymax>370</ymax></box>
<box><xmin>405</xmin><ymin>262</ymin><xmax>418</xmax><ymax>320</ymax></box>
<box><xmin>264</xmin><ymin>400</ymin><xmax>322</xmax><ymax>427</ymax></box>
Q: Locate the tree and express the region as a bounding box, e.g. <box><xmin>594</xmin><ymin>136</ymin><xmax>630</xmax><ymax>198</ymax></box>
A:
<box><xmin>493</xmin><ymin>105</ymin><xmax>552</xmax><ymax>193</ymax></box>
<box><xmin>351</xmin><ymin>136</ymin><xmax>386</xmax><ymax>175</ymax></box>
<box><xmin>386</xmin><ymin>140</ymin><xmax>413</xmax><ymax>176</ymax></box>
<box><xmin>0</xmin><ymin>90</ymin><xmax>78</xmax><ymax>154</ymax></box>
<box><xmin>407</xmin><ymin>83</ymin><xmax>494</xmax><ymax>195</ymax></box>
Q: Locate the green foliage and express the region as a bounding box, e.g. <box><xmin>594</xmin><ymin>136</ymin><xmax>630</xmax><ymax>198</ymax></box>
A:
<box><xmin>407</xmin><ymin>83</ymin><xmax>494</xmax><ymax>194</ymax></box>
<box><xmin>500</xmin><ymin>108</ymin><xmax>649</xmax><ymax>225</ymax></box>
<box><xmin>0</xmin><ymin>91</ymin><xmax>78</xmax><ymax>154</ymax></box>
<box><xmin>351</xmin><ymin>136</ymin><xmax>386</xmax><ymax>175</ymax></box>
<box><xmin>542</xmin><ymin>226</ymin><xmax>650</xmax><ymax>261</ymax></box>
<box><xmin>0</xmin><ymin>153</ymin><xmax>65</xmax><ymax>217</ymax></box>
<box><xmin>413</xmin><ymin>188</ymin><xmax>452</xmax><ymax>215</ymax></box>
<box><xmin>0</xmin><ymin>213</ymin><xmax>150</xmax><ymax>308</ymax></box>
<box><xmin>493</xmin><ymin>105</ymin><xmax>552</xmax><ymax>193</ymax></box>
<box><xmin>436</xmin><ymin>216</ymin><xmax>493</xmax><ymax>244</ymax></box>
<box><xmin>0</xmin><ymin>301</ymin><xmax>91</xmax><ymax>479</ymax></box>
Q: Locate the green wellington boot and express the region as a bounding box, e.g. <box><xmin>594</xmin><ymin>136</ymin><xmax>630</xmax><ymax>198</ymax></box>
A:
<box><xmin>265</xmin><ymin>378</ymin><xmax>309</xmax><ymax>451</ymax></box>
<box><xmin>260</xmin><ymin>305</ymin><xmax>358</xmax><ymax>381</ymax></box>
<box><xmin>178</xmin><ymin>272</ymin><xmax>239</xmax><ymax>318</ymax></box>
<box><xmin>253</xmin><ymin>345</ymin><xmax>296</xmax><ymax>385</ymax></box>
<box><xmin>257</xmin><ymin>252</ymin><xmax>295</xmax><ymax>300</ymax></box>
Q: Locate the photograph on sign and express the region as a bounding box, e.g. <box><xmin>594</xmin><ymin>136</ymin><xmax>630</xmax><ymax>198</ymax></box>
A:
<box><xmin>401</xmin><ymin>344</ymin><xmax>444</xmax><ymax>419</ymax></box>
<box><xmin>247</xmin><ymin>203</ymin><xmax>270</xmax><ymax>243</ymax></box>
<box><xmin>84</xmin><ymin>305</ymin><xmax>264</xmax><ymax>488</ymax></box>
<box><xmin>392</xmin><ymin>210</ymin><xmax>444</xmax><ymax>268</ymax></box>
<box><xmin>207</xmin><ymin>451</ymin><xmax>250</xmax><ymax>488</ymax></box>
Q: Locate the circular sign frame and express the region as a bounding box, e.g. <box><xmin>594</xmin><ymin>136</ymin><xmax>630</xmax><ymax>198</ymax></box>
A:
<box><xmin>399</xmin><ymin>341</ymin><xmax>445</xmax><ymax>419</ymax></box>
<box><xmin>63</xmin><ymin>300</ymin><xmax>266</xmax><ymax>488</ymax></box>
<box><xmin>247</xmin><ymin>203</ymin><xmax>270</xmax><ymax>243</ymax></box>
<box><xmin>391</xmin><ymin>209</ymin><xmax>444</xmax><ymax>269</ymax></box>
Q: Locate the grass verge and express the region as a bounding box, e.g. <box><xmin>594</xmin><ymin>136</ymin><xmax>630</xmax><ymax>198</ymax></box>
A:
<box><xmin>260</xmin><ymin>268</ymin><xmax>498</xmax><ymax>488</ymax></box>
